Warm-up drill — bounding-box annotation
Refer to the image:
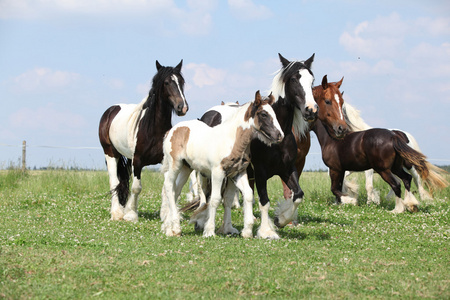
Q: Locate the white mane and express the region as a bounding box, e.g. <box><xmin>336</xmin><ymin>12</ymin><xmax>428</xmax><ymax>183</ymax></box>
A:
<box><xmin>269</xmin><ymin>61</ymin><xmax>310</xmax><ymax>138</ymax></box>
<box><xmin>342</xmin><ymin>102</ymin><xmax>372</xmax><ymax>131</ymax></box>
<box><xmin>269</xmin><ymin>67</ymin><xmax>286</xmax><ymax>100</ymax></box>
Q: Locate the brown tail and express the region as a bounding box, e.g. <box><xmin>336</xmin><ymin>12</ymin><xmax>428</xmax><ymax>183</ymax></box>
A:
<box><xmin>393</xmin><ymin>135</ymin><xmax>448</xmax><ymax>192</ymax></box>
<box><xmin>424</xmin><ymin>162</ymin><xmax>449</xmax><ymax>193</ymax></box>
<box><xmin>179</xmin><ymin>199</ymin><xmax>201</xmax><ymax>212</ymax></box>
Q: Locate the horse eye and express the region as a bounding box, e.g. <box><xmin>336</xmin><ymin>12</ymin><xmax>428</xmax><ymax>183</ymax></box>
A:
<box><xmin>164</xmin><ymin>81</ymin><xmax>169</xmax><ymax>86</ymax></box>
<box><xmin>325</xmin><ymin>99</ymin><xmax>331</xmax><ymax>105</ymax></box>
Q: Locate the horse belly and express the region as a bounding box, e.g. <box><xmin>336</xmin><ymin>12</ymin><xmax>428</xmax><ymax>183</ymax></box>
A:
<box><xmin>109</xmin><ymin>104</ymin><xmax>142</xmax><ymax>159</ymax></box>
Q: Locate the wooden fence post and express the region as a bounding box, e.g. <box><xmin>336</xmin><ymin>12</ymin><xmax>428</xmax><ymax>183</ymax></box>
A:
<box><xmin>22</xmin><ymin>140</ymin><xmax>26</xmax><ymax>173</ymax></box>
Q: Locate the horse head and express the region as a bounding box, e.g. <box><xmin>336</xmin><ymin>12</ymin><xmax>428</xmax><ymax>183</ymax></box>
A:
<box><xmin>313</xmin><ymin>75</ymin><xmax>350</xmax><ymax>139</ymax></box>
<box><xmin>155</xmin><ymin>60</ymin><xmax>189</xmax><ymax>116</ymax></box>
<box><xmin>247</xmin><ymin>91</ymin><xmax>284</xmax><ymax>145</ymax></box>
<box><xmin>277</xmin><ymin>53</ymin><xmax>318</xmax><ymax>122</ymax></box>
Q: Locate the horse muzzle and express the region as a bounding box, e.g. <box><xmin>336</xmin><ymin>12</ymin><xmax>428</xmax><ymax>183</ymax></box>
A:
<box><xmin>303</xmin><ymin>105</ymin><xmax>319</xmax><ymax>122</ymax></box>
<box><xmin>333</xmin><ymin>125</ymin><xmax>349</xmax><ymax>139</ymax></box>
<box><xmin>176</xmin><ymin>103</ymin><xmax>189</xmax><ymax>116</ymax></box>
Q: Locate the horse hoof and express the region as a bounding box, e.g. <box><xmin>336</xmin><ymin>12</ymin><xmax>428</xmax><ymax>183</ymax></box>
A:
<box><xmin>123</xmin><ymin>211</ymin><xmax>138</xmax><ymax>222</ymax></box>
<box><xmin>194</xmin><ymin>222</ymin><xmax>204</xmax><ymax>232</ymax></box>
<box><xmin>408</xmin><ymin>205</ymin><xmax>419</xmax><ymax>213</ymax></box>
<box><xmin>203</xmin><ymin>231</ymin><xmax>216</xmax><ymax>238</ymax></box>
<box><xmin>110</xmin><ymin>211</ymin><xmax>124</xmax><ymax>221</ymax></box>
<box><xmin>274</xmin><ymin>217</ymin><xmax>281</xmax><ymax>228</ymax></box>
<box><xmin>257</xmin><ymin>230</ymin><xmax>280</xmax><ymax>240</ymax></box>
<box><xmin>241</xmin><ymin>228</ymin><xmax>253</xmax><ymax>238</ymax></box>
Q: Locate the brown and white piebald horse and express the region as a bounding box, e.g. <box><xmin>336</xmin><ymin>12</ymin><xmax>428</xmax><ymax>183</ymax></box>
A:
<box><xmin>98</xmin><ymin>60</ymin><xmax>188</xmax><ymax>222</ymax></box>
<box><xmin>160</xmin><ymin>91</ymin><xmax>284</xmax><ymax>238</ymax></box>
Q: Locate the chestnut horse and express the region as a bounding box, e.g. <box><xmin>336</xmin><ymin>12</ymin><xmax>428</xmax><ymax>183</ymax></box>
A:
<box><xmin>281</xmin><ymin>75</ymin><xmax>347</xmax><ymax>200</ymax></box>
<box><xmin>99</xmin><ymin>60</ymin><xmax>188</xmax><ymax>222</ymax></box>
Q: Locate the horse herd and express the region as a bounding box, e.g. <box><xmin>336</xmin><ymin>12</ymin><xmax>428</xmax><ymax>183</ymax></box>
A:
<box><xmin>98</xmin><ymin>54</ymin><xmax>448</xmax><ymax>239</ymax></box>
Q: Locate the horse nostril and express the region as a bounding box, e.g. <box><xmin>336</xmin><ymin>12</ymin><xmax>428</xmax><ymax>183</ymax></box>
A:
<box><xmin>278</xmin><ymin>132</ymin><xmax>283</xmax><ymax>142</ymax></box>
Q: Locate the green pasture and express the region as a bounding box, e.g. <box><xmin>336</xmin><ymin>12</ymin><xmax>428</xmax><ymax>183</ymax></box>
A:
<box><xmin>0</xmin><ymin>169</ymin><xmax>449</xmax><ymax>299</ymax></box>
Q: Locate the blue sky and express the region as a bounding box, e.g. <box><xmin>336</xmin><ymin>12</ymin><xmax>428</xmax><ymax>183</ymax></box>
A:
<box><xmin>1</xmin><ymin>0</ymin><xmax>449</xmax><ymax>170</ymax></box>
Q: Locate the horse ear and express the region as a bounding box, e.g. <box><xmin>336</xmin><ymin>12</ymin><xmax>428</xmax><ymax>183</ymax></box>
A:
<box><xmin>278</xmin><ymin>53</ymin><xmax>290</xmax><ymax>68</ymax></box>
<box><xmin>304</xmin><ymin>53</ymin><xmax>315</xmax><ymax>69</ymax></box>
<box><xmin>175</xmin><ymin>59</ymin><xmax>183</xmax><ymax>72</ymax></box>
<box><xmin>156</xmin><ymin>60</ymin><xmax>162</xmax><ymax>71</ymax></box>
<box><xmin>236</xmin><ymin>101</ymin><xmax>239</xmax><ymax>105</ymax></box>
<box><xmin>221</xmin><ymin>101</ymin><xmax>225</xmax><ymax>105</ymax></box>
<box><xmin>336</xmin><ymin>76</ymin><xmax>344</xmax><ymax>89</ymax></box>
<box><xmin>254</xmin><ymin>90</ymin><xmax>262</xmax><ymax>106</ymax></box>
<box><xmin>268</xmin><ymin>92</ymin><xmax>275</xmax><ymax>105</ymax></box>
<box><xmin>321</xmin><ymin>75</ymin><xmax>328</xmax><ymax>90</ymax></box>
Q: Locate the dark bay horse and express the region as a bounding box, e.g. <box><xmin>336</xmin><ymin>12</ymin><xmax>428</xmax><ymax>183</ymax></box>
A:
<box><xmin>199</xmin><ymin>53</ymin><xmax>317</xmax><ymax>239</ymax></box>
<box><xmin>98</xmin><ymin>60</ymin><xmax>188</xmax><ymax>222</ymax></box>
<box><xmin>311</xmin><ymin>115</ymin><xmax>445</xmax><ymax>213</ymax></box>
<box><xmin>341</xmin><ymin>102</ymin><xmax>448</xmax><ymax>205</ymax></box>
<box><xmin>281</xmin><ymin>75</ymin><xmax>347</xmax><ymax>200</ymax></box>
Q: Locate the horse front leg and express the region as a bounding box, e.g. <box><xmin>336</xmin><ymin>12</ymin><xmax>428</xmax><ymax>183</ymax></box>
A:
<box><xmin>255</xmin><ymin>174</ymin><xmax>279</xmax><ymax>239</ymax></box>
<box><xmin>162</xmin><ymin>166</ymin><xmax>182</xmax><ymax>236</ymax></box>
<box><xmin>123</xmin><ymin>165</ymin><xmax>142</xmax><ymax>222</ymax></box>
<box><xmin>234</xmin><ymin>172</ymin><xmax>255</xmax><ymax>238</ymax></box>
<box><xmin>274</xmin><ymin>169</ymin><xmax>304</xmax><ymax>228</ymax></box>
<box><xmin>203</xmin><ymin>171</ymin><xmax>225</xmax><ymax>237</ymax></box>
<box><xmin>329</xmin><ymin>169</ymin><xmax>355</xmax><ymax>205</ymax></box>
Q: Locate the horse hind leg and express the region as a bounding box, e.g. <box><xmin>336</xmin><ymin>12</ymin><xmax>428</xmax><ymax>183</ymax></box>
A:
<box><xmin>105</xmin><ymin>155</ymin><xmax>125</xmax><ymax>221</ymax></box>
<box><xmin>274</xmin><ymin>170</ymin><xmax>304</xmax><ymax>228</ymax></box>
<box><xmin>202</xmin><ymin>174</ymin><xmax>224</xmax><ymax>238</ymax></box>
<box><xmin>393</xmin><ymin>167</ymin><xmax>419</xmax><ymax>212</ymax></box>
<box><xmin>217</xmin><ymin>180</ymin><xmax>240</xmax><ymax>236</ymax></box>
<box><xmin>409</xmin><ymin>166</ymin><xmax>432</xmax><ymax>200</ymax></box>
<box><xmin>377</xmin><ymin>170</ymin><xmax>407</xmax><ymax>213</ymax></box>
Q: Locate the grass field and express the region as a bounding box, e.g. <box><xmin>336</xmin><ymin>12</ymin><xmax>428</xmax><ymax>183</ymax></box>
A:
<box><xmin>0</xmin><ymin>168</ymin><xmax>449</xmax><ymax>299</ymax></box>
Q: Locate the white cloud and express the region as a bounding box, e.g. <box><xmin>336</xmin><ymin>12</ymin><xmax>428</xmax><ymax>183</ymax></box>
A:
<box><xmin>0</xmin><ymin>0</ymin><xmax>217</xmax><ymax>36</ymax></box>
<box><xmin>0</xmin><ymin>0</ymin><xmax>168</xmax><ymax>19</ymax></box>
<box><xmin>11</xmin><ymin>68</ymin><xmax>80</xmax><ymax>92</ymax></box>
<box><xmin>228</xmin><ymin>0</ymin><xmax>272</xmax><ymax>21</ymax></box>
<box><xmin>185</xmin><ymin>63</ymin><xmax>226</xmax><ymax>88</ymax></box>
<box><xmin>339</xmin><ymin>13</ymin><xmax>406</xmax><ymax>59</ymax></box>
<box><xmin>416</xmin><ymin>17</ymin><xmax>450</xmax><ymax>36</ymax></box>
<box><xmin>9</xmin><ymin>104</ymin><xmax>87</xmax><ymax>134</ymax></box>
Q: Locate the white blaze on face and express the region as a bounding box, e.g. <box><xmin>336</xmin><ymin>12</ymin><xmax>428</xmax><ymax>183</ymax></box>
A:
<box><xmin>334</xmin><ymin>93</ymin><xmax>344</xmax><ymax>120</ymax></box>
<box><xmin>171</xmin><ymin>74</ymin><xmax>187</xmax><ymax>107</ymax></box>
<box><xmin>299</xmin><ymin>69</ymin><xmax>316</xmax><ymax>112</ymax></box>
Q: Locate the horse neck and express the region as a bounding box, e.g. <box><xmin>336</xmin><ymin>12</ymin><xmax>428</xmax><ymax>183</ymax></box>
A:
<box><xmin>141</xmin><ymin>90</ymin><xmax>173</xmax><ymax>134</ymax></box>
<box><xmin>272</xmin><ymin>97</ymin><xmax>295</xmax><ymax>135</ymax></box>
<box><xmin>225</xmin><ymin>104</ymin><xmax>255</xmax><ymax>151</ymax></box>
<box><xmin>311</xmin><ymin>119</ymin><xmax>335</xmax><ymax>150</ymax></box>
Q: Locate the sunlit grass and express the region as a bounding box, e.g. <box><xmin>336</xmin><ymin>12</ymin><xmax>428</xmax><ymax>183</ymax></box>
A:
<box><xmin>0</xmin><ymin>169</ymin><xmax>449</xmax><ymax>298</ymax></box>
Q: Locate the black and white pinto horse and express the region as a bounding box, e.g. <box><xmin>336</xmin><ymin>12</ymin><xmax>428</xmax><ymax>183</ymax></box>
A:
<box><xmin>98</xmin><ymin>60</ymin><xmax>188</xmax><ymax>222</ymax></box>
<box><xmin>199</xmin><ymin>53</ymin><xmax>318</xmax><ymax>239</ymax></box>
<box><xmin>160</xmin><ymin>91</ymin><xmax>284</xmax><ymax>237</ymax></box>
<box><xmin>341</xmin><ymin>102</ymin><xmax>448</xmax><ymax>210</ymax></box>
